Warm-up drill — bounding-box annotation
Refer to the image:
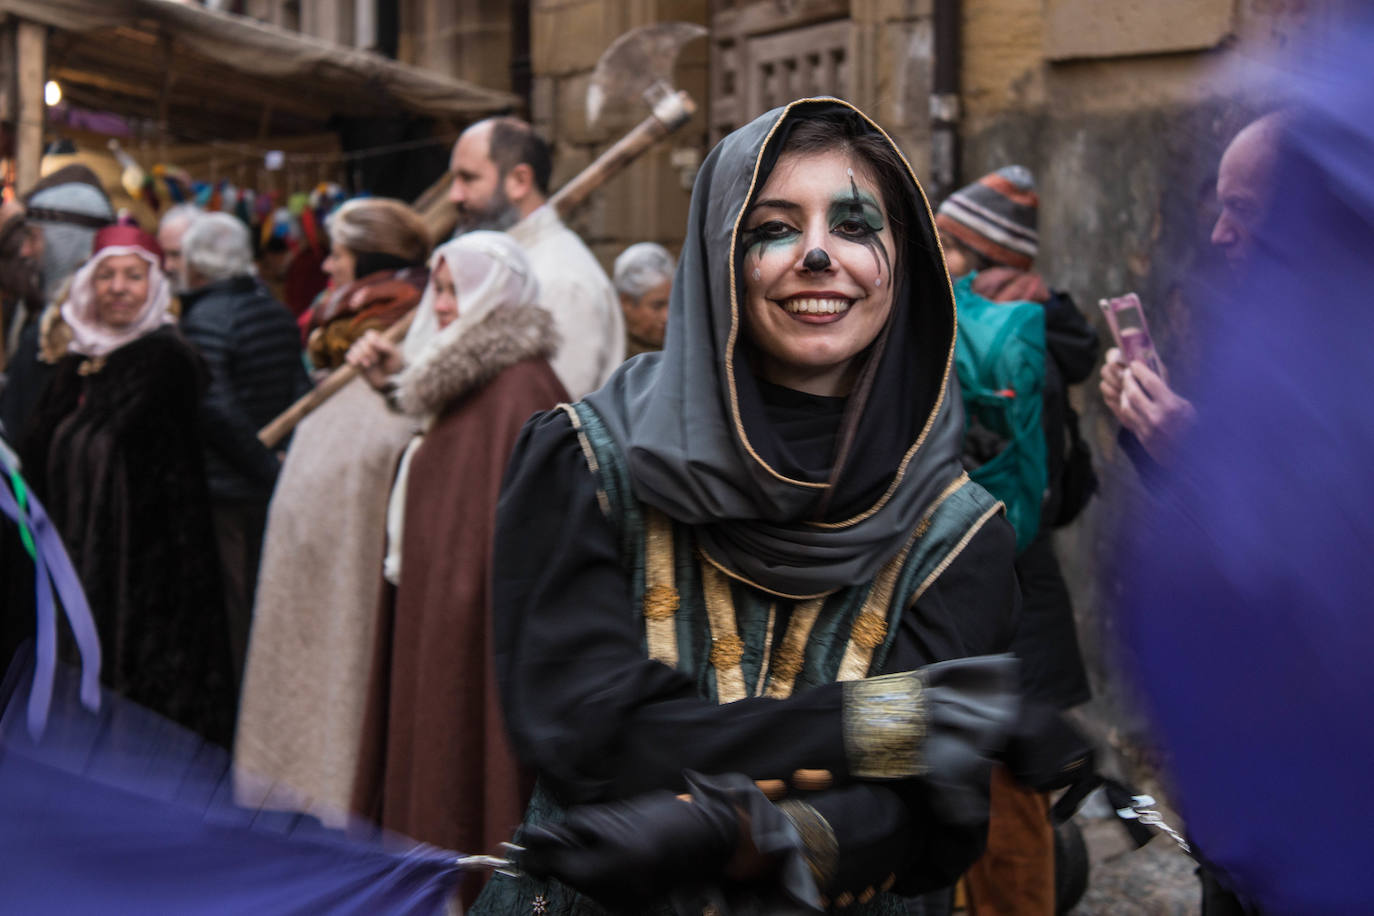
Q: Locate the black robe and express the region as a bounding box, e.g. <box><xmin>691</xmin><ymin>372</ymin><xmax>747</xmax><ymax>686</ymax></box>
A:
<box><xmin>491</xmin><ymin>406</ymin><xmax>1019</xmax><ymax>898</ymax></box>
<box><xmin>19</xmin><ymin>326</ymin><xmax>235</xmax><ymax>746</ymax></box>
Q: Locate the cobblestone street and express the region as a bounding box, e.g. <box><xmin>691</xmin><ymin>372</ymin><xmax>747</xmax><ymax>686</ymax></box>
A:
<box><xmin>1071</xmin><ymin>790</ymin><xmax>1199</xmax><ymax>915</ymax></box>
<box><xmin>1075</xmin><ymin>823</ymin><xmax>1198</xmax><ymax>914</ymax></box>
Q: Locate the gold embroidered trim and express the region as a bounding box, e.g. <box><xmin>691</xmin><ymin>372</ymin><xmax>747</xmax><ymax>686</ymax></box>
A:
<box><xmin>642</xmin><ymin>508</ymin><xmax>680</xmax><ymax>667</ymax></box>
<box><xmin>765</xmin><ymin>596</ymin><xmax>824</xmax><ymax>699</ymax></box>
<box><xmin>836</xmin><ymin>474</ymin><xmax>981</xmax><ymax>679</ymax></box>
<box><xmin>643</xmin><ymin>586</ymin><xmax>679</xmax><ymax>620</ymax></box>
<box><xmin>835</xmin><ymin>537</ymin><xmax>913</xmax><ymax>682</ymax></box>
<box><xmin>557</xmin><ymin>403</ymin><xmax>610</xmax><ymax>517</ymax></box>
<box><xmin>910</xmin><ymin>472</ymin><xmax>970</xmax><ymax>542</ymax></box>
<box><xmin>770</xmin><ymin>645</ymin><xmax>804</xmax><ymax>684</ymax></box>
<box><xmin>842</xmin><ymin>670</ymin><xmax>926</xmax><ymax>779</ymax></box>
<box><xmin>851</xmin><ymin>612</ymin><xmax>888</xmax><ymax>650</ymax></box>
<box><xmin>907</xmin><ymin>501</ymin><xmax>1004</xmax><ymax>608</ymax></box>
<box><xmin>697</xmin><ymin>544</ymin><xmax>838</xmax><ymax>601</ymax></box>
<box><xmin>753</xmin><ymin>603</ymin><xmax>777</xmax><ymax>697</ymax></box>
<box><xmin>701</xmin><ymin>564</ymin><xmax>748</xmax><ymax>703</ymax></box>
<box><xmin>778</xmin><ymin>798</ymin><xmax>839</xmax><ymax>890</ymax></box>
<box><xmin>710</xmin><ymin>633</ymin><xmax>744</xmax><ymax>669</ymax></box>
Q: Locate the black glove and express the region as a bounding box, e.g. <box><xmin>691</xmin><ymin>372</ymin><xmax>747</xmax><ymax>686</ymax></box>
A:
<box><xmin>1003</xmin><ymin>700</ymin><xmax>1097</xmax><ymax>792</ymax></box>
<box><xmin>516</xmin><ymin>771</ymin><xmax>824</xmax><ymax>913</ymax></box>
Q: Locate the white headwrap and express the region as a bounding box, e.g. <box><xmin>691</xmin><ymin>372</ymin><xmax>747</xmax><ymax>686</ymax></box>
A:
<box><xmin>400</xmin><ymin>230</ymin><xmax>540</xmax><ymax>365</ymax></box>
<box><xmin>61</xmin><ymin>246</ymin><xmax>173</xmax><ymax>358</ymax></box>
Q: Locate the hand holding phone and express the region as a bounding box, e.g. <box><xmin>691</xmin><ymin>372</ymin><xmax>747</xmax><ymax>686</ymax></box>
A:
<box><xmin>1099</xmin><ymin>293</ymin><xmax>1161</xmax><ymax>375</ymax></box>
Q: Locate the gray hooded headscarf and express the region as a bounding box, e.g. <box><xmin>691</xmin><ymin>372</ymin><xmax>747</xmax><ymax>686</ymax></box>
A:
<box><xmin>585</xmin><ymin>98</ymin><xmax>966</xmax><ymax>598</ymax></box>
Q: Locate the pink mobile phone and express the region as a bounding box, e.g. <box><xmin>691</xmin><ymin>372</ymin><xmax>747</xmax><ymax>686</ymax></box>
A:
<box><xmin>1099</xmin><ymin>293</ymin><xmax>1161</xmax><ymax>375</ymax></box>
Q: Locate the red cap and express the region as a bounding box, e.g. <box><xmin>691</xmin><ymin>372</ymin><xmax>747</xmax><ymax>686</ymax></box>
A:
<box><xmin>92</xmin><ymin>223</ymin><xmax>164</xmax><ymax>265</ymax></box>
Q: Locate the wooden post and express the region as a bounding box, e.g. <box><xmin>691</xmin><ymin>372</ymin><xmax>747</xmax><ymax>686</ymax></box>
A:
<box><xmin>156</xmin><ymin>34</ymin><xmax>175</xmax><ymax>165</ymax></box>
<box><xmin>14</xmin><ymin>20</ymin><xmax>45</xmax><ymax>196</ymax></box>
<box><xmin>0</xmin><ymin>22</ymin><xmax>14</xmax><ymax>127</ymax></box>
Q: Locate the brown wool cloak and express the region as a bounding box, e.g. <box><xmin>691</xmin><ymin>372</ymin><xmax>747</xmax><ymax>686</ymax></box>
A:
<box><xmin>351</xmin><ymin>303</ymin><xmax>565</xmax><ymax>904</ymax></box>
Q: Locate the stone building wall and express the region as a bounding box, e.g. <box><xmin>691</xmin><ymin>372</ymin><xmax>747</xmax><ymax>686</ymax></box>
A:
<box><xmin>395</xmin><ymin>0</ymin><xmax>515</xmax><ymax>95</ymax></box>
<box><xmin>527</xmin><ymin>0</ymin><xmax>711</xmax><ymax>269</ymax></box>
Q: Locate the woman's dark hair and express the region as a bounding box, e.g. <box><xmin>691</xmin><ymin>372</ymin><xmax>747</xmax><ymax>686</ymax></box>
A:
<box><xmin>771</xmin><ymin>108</ymin><xmax>918</xmax><ymax>267</ymax></box>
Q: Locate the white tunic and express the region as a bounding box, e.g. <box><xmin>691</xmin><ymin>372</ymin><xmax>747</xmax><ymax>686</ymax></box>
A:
<box><xmin>507</xmin><ymin>205</ymin><xmax>624</xmax><ymax>399</ymax></box>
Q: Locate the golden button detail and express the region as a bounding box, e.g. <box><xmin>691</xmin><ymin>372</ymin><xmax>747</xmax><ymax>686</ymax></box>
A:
<box><xmin>771</xmin><ymin>644</ymin><xmax>804</xmax><ymax>681</ymax></box>
<box><xmin>709</xmin><ymin>633</ymin><xmax>744</xmax><ymax>668</ymax></box>
<box><xmin>851</xmin><ymin>611</ymin><xmax>887</xmax><ymax>650</ymax></box>
<box><xmin>643</xmin><ymin>584</ymin><xmax>680</xmax><ymax>620</ymax></box>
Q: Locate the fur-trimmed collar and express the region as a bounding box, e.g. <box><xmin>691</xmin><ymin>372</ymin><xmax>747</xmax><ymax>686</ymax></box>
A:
<box><xmin>37</xmin><ymin>301</ymin><xmax>73</xmax><ymax>365</ymax></box>
<box><xmin>394</xmin><ymin>303</ymin><xmax>559</xmax><ymax>416</ymax></box>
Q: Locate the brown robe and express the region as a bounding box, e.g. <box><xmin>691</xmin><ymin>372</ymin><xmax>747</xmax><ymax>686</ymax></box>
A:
<box><xmin>352</xmin><ymin>303</ymin><xmax>566</xmax><ymax>907</ymax></box>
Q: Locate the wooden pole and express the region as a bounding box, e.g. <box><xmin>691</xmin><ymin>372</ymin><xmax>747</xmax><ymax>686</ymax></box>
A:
<box><xmin>257</xmin><ymin>310</ymin><xmax>416</xmax><ymax>448</ymax></box>
<box><xmin>0</xmin><ymin>22</ymin><xmax>14</xmax><ymax>127</ymax></box>
<box><xmin>14</xmin><ymin>20</ymin><xmax>45</xmax><ymax>196</ymax></box>
<box><xmin>547</xmin><ymin>92</ymin><xmax>695</xmax><ymax>216</ymax></box>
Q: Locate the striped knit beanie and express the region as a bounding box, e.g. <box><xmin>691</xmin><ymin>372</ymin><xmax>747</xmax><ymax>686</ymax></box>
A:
<box><xmin>936</xmin><ymin>165</ymin><xmax>1039</xmax><ymax>270</ymax></box>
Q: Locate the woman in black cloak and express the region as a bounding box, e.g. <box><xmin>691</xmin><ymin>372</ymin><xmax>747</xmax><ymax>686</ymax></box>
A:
<box><xmin>474</xmin><ymin>100</ymin><xmax>1021</xmax><ymax>915</ymax></box>
<box><xmin>19</xmin><ymin>224</ymin><xmax>234</xmax><ymax>746</ymax></box>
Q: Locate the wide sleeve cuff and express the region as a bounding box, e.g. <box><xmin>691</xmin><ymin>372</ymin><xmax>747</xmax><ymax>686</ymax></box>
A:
<box><xmin>841</xmin><ymin>655</ymin><xmax>1019</xmax><ymax>788</ymax></box>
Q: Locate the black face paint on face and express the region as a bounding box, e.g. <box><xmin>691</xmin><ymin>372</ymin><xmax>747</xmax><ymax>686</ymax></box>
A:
<box><xmin>802</xmin><ymin>247</ymin><xmax>831</xmax><ymax>272</ymax></box>
<box><xmin>833</xmin><ymin>170</ymin><xmax>891</xmax><ymax>287</ymax></box>
<box><xmin>740</xmin><ymin>221</ymin><xmax>800</xmax><ymax>260</ymax></box>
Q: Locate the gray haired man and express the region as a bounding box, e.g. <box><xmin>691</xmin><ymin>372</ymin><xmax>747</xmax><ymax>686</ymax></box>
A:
<box><xmin>158</xmin><ymin>203</ymin><xmax>203</xmax><ymax>293</ymax></box>
<box><xmin>613</xmin><ymin>242</ymin><xmax>675</xmax><ymax>359</ymax></box>
<box><xmin>178</xmin><ymin>212</ymin><xmax>307</xmax><ymax>688</ymax></box>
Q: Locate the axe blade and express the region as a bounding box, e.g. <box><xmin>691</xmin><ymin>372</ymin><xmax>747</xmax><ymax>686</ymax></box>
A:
<box><xmin>587</xmin><ymin>21</ymin><xmax>708</xmax><ymax>128</ymax></box>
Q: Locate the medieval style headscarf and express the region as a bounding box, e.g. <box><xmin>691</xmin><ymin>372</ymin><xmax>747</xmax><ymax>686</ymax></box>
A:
<box><xmin>60</xmin><ymin>224</ymin><xmax>172</xmax><ymax>359</ymax></box>
<box><xmin>399</xmin><ymin>231</ymin><xmax>541</xmax><ymax>367</ymax></box>
<box><xmin>585</xmin><ymin>99</ymin><xmax>967</xmax><ymax>598</ymax></box>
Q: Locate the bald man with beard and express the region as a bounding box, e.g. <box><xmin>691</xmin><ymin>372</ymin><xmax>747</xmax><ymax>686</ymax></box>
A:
<box><xmin>446</xmin><ymin>117</ymin><xmax>623</xmax><ymax>399</ymax></box>
<box><xmin>1100</xmin><ymin>112</ymin><xmax>1289</xmax><ymax>468</ymax></box>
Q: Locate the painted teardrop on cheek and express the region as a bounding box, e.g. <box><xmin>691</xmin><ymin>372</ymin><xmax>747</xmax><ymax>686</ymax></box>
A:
<box><xmin>753</xmin><ymin>268</ymin><xmax>761</xmax><ymax>281</ymax></box>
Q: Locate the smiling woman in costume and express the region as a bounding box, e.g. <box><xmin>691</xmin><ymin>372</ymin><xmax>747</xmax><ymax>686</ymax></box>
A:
<box><xmin>472</xmin><ymin>100</ymin><xmax>1020</xmax><ymax>914</ymax></box>
<box><xmin>19</xmin><ymin>224</ymin><xmax>235</xmax><ymax>746</ymax></box>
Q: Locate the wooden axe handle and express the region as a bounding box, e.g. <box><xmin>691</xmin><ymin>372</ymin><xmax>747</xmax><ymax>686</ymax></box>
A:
<box><xmin>257</xmin><ymin>309</ymin><xmax>418</xmax><ymax>448</ymax></box>
<box><xmin>550</xmin><ymin>91</ymin><xmax>697</xmax><ymax>219</ymax></box>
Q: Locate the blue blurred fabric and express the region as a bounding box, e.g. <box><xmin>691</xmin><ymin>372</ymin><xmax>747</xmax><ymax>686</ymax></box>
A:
<box><xmin>0</xmin><ymin>648</ymin><xmax>463</xmax><ymax>914</ymax></box>
<box><xmin>1119</xmin><ymin>14</ymin><xmax>1374</xmax><ymax>914</ymax></box>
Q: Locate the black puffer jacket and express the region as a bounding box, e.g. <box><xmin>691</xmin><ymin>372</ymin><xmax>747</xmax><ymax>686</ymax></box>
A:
<box><xmin>1040</xmin><ymin>289</ymin><xmax>1100</xmax><ymax>525</ymax></box>
<box><xmin>179</xmin><ymin>275</ymin><xmax>308</xmax><ymax>502</ymax></box>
